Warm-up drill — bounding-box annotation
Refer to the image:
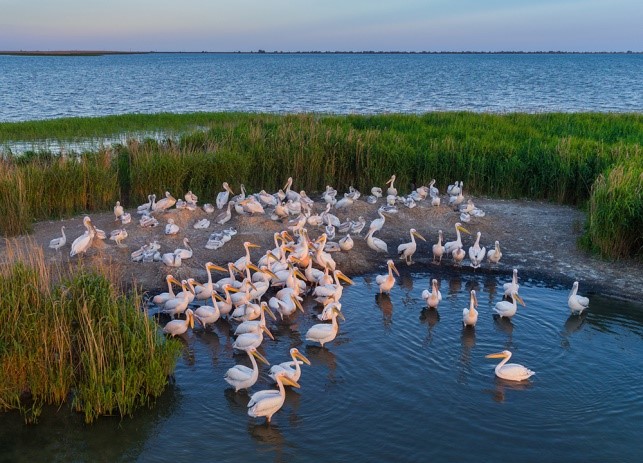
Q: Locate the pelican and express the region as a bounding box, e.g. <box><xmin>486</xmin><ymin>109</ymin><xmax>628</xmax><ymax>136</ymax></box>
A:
<box><xmin>137</xmin><ymin>194</ymin><xmax>154</xmax><ymax>215</ymax></box>
<box><xmin>339</xmin><ymin>234</ymin><xmax>354</xmax><ymax>251</ymax></box>
<box><xmin>494</xmin><ymin>291</ymin><xmax>526</xmax><ymax>319</ymax></box>
<box><xmin>305</xmin><ymin>305</ymin><xmax>344</xmax><ymax>347</ymax></box>
<box><xmin>193</xmin><ymin>218</ymin><xmax>210</xmax><ymax>229</ymax></box>
<box><xmin>114</xmin><ymin>201</ymin><xmax>123</xmax><ymax>220</ymax></box>
<box><xmin>432</xmin><ymin>230</ymin><xmax>445</xmax><ymax>264</ymax></box>
<box><xmin>153</xmin><ymin>275</ymin><xmax>181</xmax><ymax>305</ymax></box>
<box><xmin>322</xmin><ymin>185</ymin><xmax>338</xmax><ymax>204</ymax></box>
<box><xmin>568</xmin><ymin>281</ymin><xmax>589</xmax><ymax>315</ymax></box>
<box><xmin>165</xmin><ymin>218</ymin><xmax>179</xmax><ymax>235</ymax></box>
<box><xmin>421</xmin><ymin>278</ymin><xmax>442</xmax><ymax>309</ymax></box>
<box><xmin>350</xmin><ymin>216</ymin><xmax>366</xmax><ymax>235</ymax></box>
<box><xmin>203</xmin><ymin>203</ymin><xmax>215</xmax><ymax>213</ymax></box>
<box><xmin>162</xmin><ymin>279</ymin><xmax>192</xmax><ymax>318</ymax></box>
<box><xmin>216</xmin><ymin>182</ymin><xmax>234</xmax><ymax>209</ymax></box>
<box><xmin>109</xmin><ymin>228</ymin><xmax>128</xmax><ymax>247</ymax></box>
<box><xmin>120</xmin><ymin>212</ymin><xmax>131</xmax><ymax>225</ymax></box>
<box><xmin>487</xmin><ymin>240</ymin><xmax>502</xmax><ymax>264</ymax></box>
<box><xmin>271</xmin><ymin>293</ymin><xmax>305</xmax><ymax>319</ymax></box>
<box><xmin>452</xmin><ymin>247</ymin><xmax>466</xmax><ymax>265</ymax></box>
<box><xmin>269</xmin><ymin>348</ymin><xmax>311</xmax><ymax>383</ymax></box>
<box><xmin>257</xmin><ymin>190</ymin><xmax>278</xmax><ymax>207</ymax></box>
<box><xmin>334</xmin><ymin>195</ymin><xmax>353</xmax><ymax>210</ymax></box>
<box><xmin>232</xmin><ymin>324</ymin><xmax>274</xmax><ymax>351</ymax></box>
<box><xmin>313</xmin><ymin>234</ymin><xmax>337</xmax><ymax>271</ymax></box>
<box><xmin>444</xmin><ymin>222</ymin><xmax>470</xmax><ymax>255</ymax></box>
<box><xmin>247</xmin><ymin>371</ymin><xmax>300</xmax><ymax>423</ymax></box>
<box><xmin>385</xmin><ymin>174</ymin><xmax>397</xmax><ymax>197</ymax></box>
<box><xmin>371</xmin><ymin>186</ymin><xmax>383</xmax><ymax>198</ymax></box>
<box><xmin>503</xmin><ymin>269</ymin><xmax>520</xmax><ymax>298</ymax></box>
<box><xmin>69</xmin><ymin>216</ymin><xmax>94</xmax><ymax>257</ymax></box>
<box><xmin>194</xmin><ymin>262</ymin><xmax>227</xmax><ymax>300</ymax></box>
<box><xmin>312</xmin><ymin>270</ymin><xmax>354</xmax><ymax>303</ymax></box>
<box><xmin>235</xmin><ymin>301</ymin><xmax>277</xmax><ymax>335</ymax></box>
<box><xmin>368</xmin><ymin>207</ymin><xmax>387</xmax><ymax>233</ymax></box>
<box><xmin>161</xmin><ymin>250</ymin><xmax>182</xmax><ymax>268</ymax></box>
<box><xmin>224</xmin><ymin>347</ymin><xmax>270</xmax><ymax>392</ymax></box>
<box><xmin>431</xmin><ymin>195</ymin><xmax>441</xmax><ymax>207</ymax></box>
<box><xmin>468</xmin><ymin>231</ymin><xmax>486</xmax><ymax>269</ymax></box>
<box><xmin>215</xmin><ymin>201</ymin><xmax>234</xmax><ymax>225</ymax></box>
<box><xmin>49</xmin><ymin>225</ymin><xmax>66</xmax><ymax>251</ymax></box>
<box><xmin>486</xmin><ymin>350</ymin><xmax>535</xmax><ymax>381</ymax></box>
<box><xmin>153</xmin><ymin>191</ymin><xmax>176</xmax><ymax>212</ymax></box>
<box><xmin>366</xmin><ymin>229</ymin><xmax>388</xmax><ymax>254</ymax></box>
<box><xmin>376</xmin><ymin>259</ymin><xmax>399</xmax><ymax>294</ymax></box>
<box><xmin>462</xmin><ymin>290</ymin><xmax>478</xmax><ymax>327</ymax></box>
<box><xmin>398</xmin><ymin>228</ymin><xmax>426</xmax><ymax>265</ymax></box>
<box><xmin>194</xmin><ymin>293</ymin><xmax>222</xmax><ymax>328</ymax></box>
<box><xmin>447</xmin><ymin>180</ymin><xmax>462</xmax><ymax>196</ymax></box>
<box><xmin>185</xmin><ymin>190</ymin><xmax>198</xmax><ymax>204</ymax></box>
<box><xmin>163</xmin><ymin>309</ymin><xmax>195</xmax><ymax>337</ymax></box>
<box><xmin>234</xmin><ymin>241</ymin><xmax>260</xmax><ymax>273</ymax></box>
<box><xmin>174</xmin><ymin>238</ymin><xmax>193</xmax><ymax>259</ymax></box>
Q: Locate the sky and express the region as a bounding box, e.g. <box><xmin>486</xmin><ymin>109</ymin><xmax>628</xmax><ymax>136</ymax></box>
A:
<box><xmin>0</xmin><ymin>0</ymin><xmax>641</xmax><ymax>52</ymax></box>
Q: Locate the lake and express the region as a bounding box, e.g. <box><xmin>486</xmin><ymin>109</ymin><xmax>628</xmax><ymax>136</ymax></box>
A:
<box><xmin>1</xmin><ymin>272</ymin><xmax>642</xmax><ymax>462</ymax></box>
<box><xmin>1</xmin><ymin>53</ymin><xmax>642</xmax><ymax>123</ymax></box>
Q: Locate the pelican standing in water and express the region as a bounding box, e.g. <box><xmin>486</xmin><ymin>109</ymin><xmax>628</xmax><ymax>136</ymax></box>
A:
<box><xmin>224</xmin><ymin>347</ymin><xmax>270</xmax><ymax>392</ymax></box>
<box><xmin>398</xmin><ymin>228</ymin><xmax>426</xmax><ymax>265</ymax></box>
<box><xmin>305</xmin><ymin>305</ymin><xmax>344</xmax><ymax>347</ymax></box>
<box><xmin>163</xmin><ymin>309</ymin><xmax>195</xmax><ymax>337</ymax></box>
<box><xmin>269</xmin><ymin>348</ymin><xmax>311</xmax><ymax>383</ymax></box>
<box><xmin>216</xmin><ymin>182</ymin><xmax>234</xmax><ymax>209</ymax></box>
<box><xmin>568</xmin><ymin>281</ymin><xmax>589</xmax><ymax>315</ymax></box>
<box><xmin>376</xmin><ymin>259</ymin><xmax>400</xmax><ymax>294</ymax></box>
<box><xmin>487</xmin><ymin>240</ymin><xmax>502</xmax><ymax>264</ymax></box>
<box><xmin>503</xmin><ymin>269</ymin><xmax>520</xmax><ymax>298</ymax></box>
<box><xmin>153</xmin><ymin>275</ymin><xmax>181</xmax><ymax>305</ymax></box>
<box><xmin>422</xmin><ymin>278</ymin><xmax>442</xmax><ymax>309</ymax></box>
<box><xmin>494</xmin><ymin>291</ymin><xmax>526</xmax><ymax>319</ymax></box>
<box><xmin>432</xmin><ymin>230</ymin><xmax>444</xmax><ymax>264</ymax></box>
<box><xmin>444</xmin><ymin>222</ymin><xmax>471</xmax><ymax>255</ymax></box>
<box><xmin>468</xmin><ymin>231</ymin><xmax>486</xmax><ymax>269</ymax></box>
<box><xmin>49</xmin><ymin>225</ymin><xmax>67</xmax><ymax>251</ymax></box>
<box><xmin>194</xmin><ymin>293</ymin><xmax>223</xmax><ymax>328</ymax></box>
<box><xmin>247</xmin><ymin>371</ymin><xmax>300</xmax><ymax>423</ymax></box>
<box><xmin>486</xmin><ymin>350</ymin><xmax>535</xmax><ymax>381</ymax></box>
<box><xmin>462</xmin><ymin>290</ymin><xmax>478</xmax><ymax>327</ymax></box>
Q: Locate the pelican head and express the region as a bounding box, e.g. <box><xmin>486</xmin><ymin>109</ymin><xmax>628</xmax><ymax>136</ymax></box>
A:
<box><xmin>244</xmin><ymin>241</ymin><xmax>261</xmax><ymax>250</ymax></box>
<box><xmin>386</xmin><ymin>174</ymin><xmax>396</xmax><ymax>185</ymax></box>
<box><xmin>511</xmin><ymin>292</ymin><xmax>526</xmax><ymax>306</ymax></box>
<box><xmin>411</xmin><ymin>228</ymin><xmax>426</xmax><ymax>241</ymax></box>
<box><xmin>206</xmin><ymin>262</ymin><xmax>227</xmax><ymax>272</ymax></box>
<box><xmin>335</xmin><ymin>270</ymin><xmax>354</xmax><ymax>285</ymax></box>
<box><xmin>248</xmin><ymin>347</ymin><xmax>270</xmax><ymax>365</ymax></box>
<box><xmin>290</xmin><ymin>294</ymin><xmax>305</xmax><ymax>313</ymax></box>
<box><xmin>387</xmin><ymin>259</ymin><xmax>400</xmax><ymax>277</ymax></box>
<box><xmin>186</xmin><ymin>309</ymin><xmax>195</xmax><ymax>329</ymax></box>
<box><xmin>262</xmin><ymin>324</ymin><xmax>275</xmax><ymax>340</ymax></box>
<box><xmin>261</xmin><ymin>301</ymin><xmax>278</xmax><ymax>320</ymax></box>
<box><xmin>470</xmin><ymin>289</ymin><xmax>478</xmax><ymax>308</ymax></box>
<box><xmin>485</xmin><ymin>350</ymin><xmax>511</xmax><ymax>359</ymax></box>
<box><xmin>274</xmin><ymin>371</ymin><xmax>301</xmax><ymax>388</ymax></box>
<box><xmin>290</xmin><ymin>348</ymin><xmax>311</xmax><ymax>366</ymax></box>
<box><xmin>455</xmin><ymin>222</ymin><xmax>471</xmax><ymax>234</ymax></box>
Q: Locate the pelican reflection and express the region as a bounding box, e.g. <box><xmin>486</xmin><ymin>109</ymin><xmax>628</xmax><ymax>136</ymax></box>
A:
<box><xmin>419</xmin><ymin>308</ymin><xmax>440</xmax><ymax>344</ymax></box>
<box><xmin>375</xmin><ymin>293</ymin><xmax>394</xmax><ymax>330</ymax></box>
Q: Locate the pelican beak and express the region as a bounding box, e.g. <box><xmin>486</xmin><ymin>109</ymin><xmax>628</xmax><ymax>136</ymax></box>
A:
<box><xmin>266</xmin><ymin>251</ymin><xmax>280</xmax><ymax>262</ymax></box>
<box><xmin>262</xmin><ymin>325</ymin><xmax>275</xmax><ymax>340</ymax></box>
<box><xmin>247</xmin><ymin>242</ymin><xmax>261</xmax><ymax>249</ymax></box>
<box><xmin>212</xmin><ymin>291</ymin><xmax>225</xmax><ymax>302</ymax></box>
<box><xmin>294</xmin><ymin>350</ymin><xmax>311</xmax><ymax>366</ymax></box>
<box><xmin>291</xmin><ymin>295</ymin><xmax>305</xmax><ymax>313</ymax></box>
<box><xmin>335</xmin><ymin>308</ymin><xmax>346</xmax><ymax>321</ymax></box>
<box><xmin>337</xmin><ymin>271</ymin><xmax>354</xmax><ymax>285</ymax></box>
<box><xmin>457</xmin><ymin>225</ymin><xmax>471</xmax><ymax>235</ymax></box>
<box><xmin>413</xmin><ymin>231</ymin><xmax>427</xmax><ymax>241</ymax></box>
<box><xmin>473</xmin><ymin>292</ymin><xmax>478</xmax><ymax>308</ymax></box>
<box><xmin>251</xmin><ymin>349</ymin><xmax>270</xmax><ymax>366</ymax></box>
<box><xmin>294</xmin><ymin>269</ymin><xmax>308</xmax><ymax>281</ymax></box>
<box><xmin>485</xmin><ymin>352</ymin><xmax>507</xmax><ymax>359</ymax></box>
<box><xmin>280</xmin><ymin>376</ymin><xmax>301</xmax><ymax>388</ymax></box>
<box><xmin>391</xmin><ymin>263</ymin><xmax>400</xmax><ymax>277</ymax></box>
<box><xmin>226</xmin><ymin>286</ymin><xmax>240</xmax><ymax>293</ymax></box>
<box><xmin>189</xmin><ymin>313</ymin><xmax>195</xmax><ymax>329</ymax></box>
<box><xmin>516</xmin><ymin>294</ymin><xmax>526</xmax><ymax>306</ymax></box>
<box><xmin>208</xmin><ymin>263</ymin><xmax>227</xmax><ymax>272</ymax></box>
<box><xmin>263</xmin><ymin>304</ymin><xmax>277</xmax><ymax>320</ymax></box>
<box><xmin>169</xmin><ymin>276</ymin><xmax>182</xmax><ymax>286</ymax></box>
<box><xmin>282</xmin><ymin>231</ymin><xmax>294</xmax><ymax>242</ymax></box>
<box><xmin>247</xmin><ymin>263</ymin><xmax>260</xmax><ymax>272</ymax></box>
<box><xmin>262</xmin><ymin>268</ymin><xmax>278</xmax><ymax>280</ymax></box>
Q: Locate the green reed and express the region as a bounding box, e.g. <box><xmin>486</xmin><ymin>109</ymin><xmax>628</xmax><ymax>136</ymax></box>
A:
<box><xmin>0</xmin><ymin>242</ymin><xmax>182</xmax><ymax>423</ymax></box>
<box><xmin>1</xmin><ymin>112</ymin><xmax>641</xmax><ymax>257</ymax></box>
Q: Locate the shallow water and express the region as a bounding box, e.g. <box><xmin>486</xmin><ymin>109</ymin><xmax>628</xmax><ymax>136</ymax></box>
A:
<box><xmin>1</xmin><ymin>272</ymin><xmax>642</xmax><ymax>462</ymax></box>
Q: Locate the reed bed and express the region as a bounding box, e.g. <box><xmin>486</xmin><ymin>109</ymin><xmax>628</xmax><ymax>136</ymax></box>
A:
<box><xmin>1</xmin><ymin>112</ymin><xmax>641</xmax><ymax>258</ymax></box>
<box><xmin>0</xmin><ymin>240</ymin><xmax>182</xmax><ymax>423</ymax></box>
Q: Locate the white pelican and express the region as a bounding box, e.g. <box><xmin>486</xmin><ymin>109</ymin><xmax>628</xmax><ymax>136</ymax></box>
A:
<box><xmin>174</xmin><ymin>238</ymin><xmax>193</xmax><ymax>260</ymax></box>
<box><xmin>270</xmin><ymin>293</ymin><xmax>304</xmax><ymax>319</ymax></box>
<box><xmin>428</xmin><ymin>179</ymin><xmax>439</xmax><ymax>198</ymax></box>
<box><xmin>334</xmin><ymin>195</ymin><xmax>353</xmax><ymax>210</ymax></box>
<box><xmin>386</xmin><ymin>174</ymin><xmax>397</xmax><ymax>197</ymax></box>
<box><xmin>421</xmin><ymin>278</ymin><xmax>442</xmax><ymax>309</ymax></box>
<box><xmin>468</xmin><ymin>231</ymin><xmax>486</xmax><ymax>269</ymax></box>
<box><xmin>487</xmin><ymin>241</ymin><xmax>502</xmax><ymax>264</ymax></box>
<box><xmin>153</xmin><ymin>275</ymin><xmax>181</xmax><ymax>305</ymax></box>
<box><xmin>568</xmin><ymin>281</ymin><xmax>589</xmax><ymax>315</ymax></box>
<box><xmin>452</xmin><ymin>247</ymin><xmax>466</xmax><ymax>265</ymax></box>
<box><xmin>165</xmin><ymin>218</ymin><xmax>179</xmax><ymax>235</ymax></box>
<box><xmin>446</xmin><ymin>180</ymin><xmax>460</xmax><ymax>196</ymax></box>
<box><xmin>339</xmin><ymin>234</ymin><xmax>354</xmax><ymax>251</ymax></box>
<box><xmin>431</xmin><ymin>195</ymin><xmax>441</xmax><ymax>207</ymax></box>
<box><xmin>49</xmin><ymin>225</ymin><xmax>66</xmax><ymax>251</ymax></box>
<box><xmin>322</xmin><ymin>185</ymin><xmax>338</xmax><ymax>204</ymax></box>
<box><xmin>234</xmin><ymin>241</ymin><xmax>261</xmax><ymax>273</ymax></box>
<box><xmin>153</xmin><ymin>191</ymin><xmax>176</xmax><ymax>212</ymax></box>
<box><xmin>162</xmin><ymin>279</ymin><xmax>192</xmax><ymax>318</ymax></box>
<box><xmin>486</xmin><ymin>350</ymin><xmax>535</xmax><ymax>381</ymax></box>
<box><xmin>203</xmin><ymin>203</ymin><xmax>215</xmax><ymax>213</ymax></box>
<box><xmin>139</xmin><ymin>214</ymin><xmax>158</xmax><ymax>228</ymax></box>
<box><xmin>70</xmin><ymin>216</ymin><xmax>94</xmax><ymax>257</ymax></box>
<box><xmin>120</xmin><ymin>212</ymin><xmax>131</xmax><ymax>225</ymax></box>
<box><xmin>312</xmin><ymin>270</ymin><xmax>354</xmax><ymax>303</ymax></box>
<box><xmin>432</xmin><ymin>230</ymin><xmax>444</xmax><ymax>264</ymax></box>
<box><xmin>444</xmin><ymin>222</ymin><xmax>471</xmax><ymax>255</ymax></box>
<box><xmin>397</xmin><ymin>228</ymin><xmax>426</xmax><ymax>265</ymax></box>
<box><xmin>216</xmin><ymin>284</ymin><xmax>236</xmax><ymax>318</ymax></box>
<box><xmin>235</xmin><ymin>301</ymin><xmax>277</xmax><ymax>336</ymax></box>
<box><xmin>503</xmin><ymin>269</ymin><xmax>520</xmax><ymax>298</ymax></box>
<box><xmin>462</xmin><ymin>290</ymin><xmax>478</xmax><ymax>327</ymax></box>
<box><xmin>494</xmin><ymin>291</ymin><xmax>526</xmax><ymax>319</ymax></box>
<box><xmin>216</xmin><ymin>182</ymin><xmax>234</xmax><ymax>209</ymax></box>
<box><xmin>163</xmin><ymin>309</ymin><xmax>195</xmax><ymax>337</ymax></box>
<box><xmin>368</xmin><ymin>207</ymin><xmax>387</xmax><ymax>233</ymax></box>
<box><xmin>371</xmin><ymin>186</ymin><xmax>383</xmax><ymax>198</ymax></box>
<box><xmin>224</xmin><ymin>347</ymin><xmax>270</xmax><ymax>392</ymax></box>
<box><xmin>257</xmin><ymin>190</ymin><xmax>278</xmax><ymax>207</ymax></box>
<box><xmin>269</xmin><ymin>348</ymin><xmax>311</xmax><ymax>383</ymax></box>
<box><xmin>240</xmin><ymin>197</ymin><xmax>265</xmax><ymax>215</ymax></box>
<box><xmin>161</xmin><ymin>250</ymin><xmax>182</xmax><ymax>268</ymax></box>
<box><xmin>137</xmin><ymin>194</ymin><xmax>154</xmax><ymax>215</ymax></box>
<box><xmin>90</xmin><ymin>222</ymin><xmax>106</xmax><ymax>240</ymax></box>
<box><xmin>365</xmin><ymin>229</ymin><xmax>388</xmax><ymax>254</ymax></box>
<box><xmin>313</xmin><ymin>234</ymin><xmax>337</xmax><ymax>271</ymax></box>
<box><xmin>193</xmin><ymin>218</ymin><xmax>210</xmax><ymax>229</ymax></box>
<box><xmin>247</xmin><ymin>371</ymin><xmax>300</xmax><ymax>423</ymax></box>
<box><xmin>185</xmin><ymin>190</ymin><xmax>198</xmax><ymax>204</ymax></box>
<box><xmin>215</xmin><ymin>201</ymin><xmax>233</xmax><ymax>225</ymax></box>
<box><xmin>376</xmin><ymin>259</ymin><xmax>400</xmax><ymax>294</ymax></box>
<box><xmin>232</xmin><ymin>324</ymin><xmax>274</xmax><ymax>351</ymax></box>
<box><xmin>350</xmin><ymin>216</ymin><xmax>366</xmax><ymax>235</ymax></box>
<box><xmin>194</xmin><ymin>293</ymin><xmax>222</xmax><ymax>328</ymax></box>
<box><xmin>195</xmin><ymin>262</ymin><xmax>227</xmax><ymax>300</ymax></box>
<box><xmin>114</xmin><ymin>201</ymin><xmax>123</xmax><ymax>220</ymax></box>
<box><xmin>305</xmin><ymin>305</ymin><xmax>344</xmax><ymax>347</ymax></box>
<box><xmin>109</xmin><ymin>228</ymin><xmax>128</xmax><ymax>247</ymax></box>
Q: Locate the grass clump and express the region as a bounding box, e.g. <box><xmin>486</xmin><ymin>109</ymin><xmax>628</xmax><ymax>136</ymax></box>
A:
<box><xmin>0</xmin><ymin>242</ymin><xmax>182</xmax><ymax>423</ymax></box>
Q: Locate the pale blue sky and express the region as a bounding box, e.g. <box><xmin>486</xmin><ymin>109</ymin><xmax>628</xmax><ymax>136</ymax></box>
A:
<box><xmin>0</xmin><ymin>0</ymin><xmax>640</xmax><ymax>51</ymax></box>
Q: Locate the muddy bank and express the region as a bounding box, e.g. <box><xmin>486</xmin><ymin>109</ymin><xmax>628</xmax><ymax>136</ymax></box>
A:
<box><xmin>9</xmin><ymin>196</ymin><xmax>642</xmax><ymax>303</ymax></box>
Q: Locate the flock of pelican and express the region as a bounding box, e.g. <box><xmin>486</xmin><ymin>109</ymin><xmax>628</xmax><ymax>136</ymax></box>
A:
<box><xmin>49</xmin><ymin>174</ymin><xmax>591</xmax><ymax>420</ymax></box>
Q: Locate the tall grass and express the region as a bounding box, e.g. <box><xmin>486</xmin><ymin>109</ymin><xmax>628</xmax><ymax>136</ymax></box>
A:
<box><xmin>1</xmin><ymin>112</ymin><xmax>641</xmax><ymax>257</ymax></box>
<box><xmin>0</xmin><ymin>241</ymin><xmax>182</xmax><ymax>423</ymax></box>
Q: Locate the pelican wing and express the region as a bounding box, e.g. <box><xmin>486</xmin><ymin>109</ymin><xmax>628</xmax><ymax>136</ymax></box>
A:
<box><xmin>225</xmin><ymin>365</ymin><xmax>253</xmax><ymax>382</ymax></box>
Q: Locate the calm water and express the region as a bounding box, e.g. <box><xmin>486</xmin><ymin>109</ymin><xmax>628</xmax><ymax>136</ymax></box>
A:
<box><xmin>1</xmin><ymin>53</ymin><xmax>642</xmax><ymax>123</ymax></box>
<box><xmin>1</xmin><ymin>272</ymin><xmax>642</xmax><ymax>462</ymax></box>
